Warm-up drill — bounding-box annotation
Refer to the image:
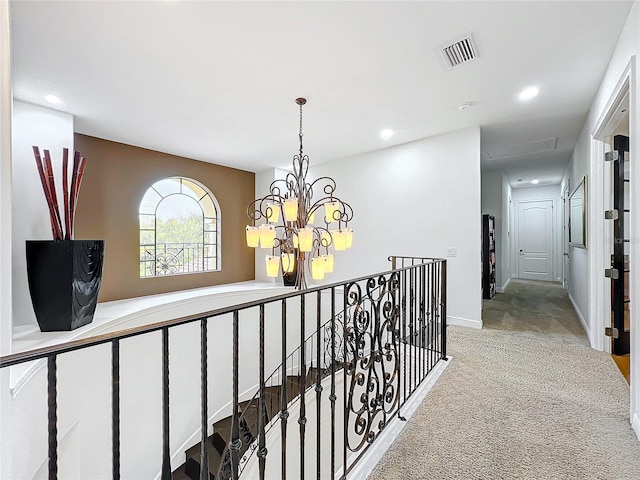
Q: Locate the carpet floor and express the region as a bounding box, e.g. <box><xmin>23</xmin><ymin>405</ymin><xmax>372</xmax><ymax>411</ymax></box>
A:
<box><xmin>368</xmin><ymin>281</ymin><xmax>640</xmax><ymax>480</ymax></box>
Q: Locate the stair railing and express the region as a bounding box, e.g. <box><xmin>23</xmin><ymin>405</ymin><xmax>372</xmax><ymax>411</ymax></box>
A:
<box><xmin>0</xmin><ymin>256</ymin><xmax>446</xmax><ymax>480</ymax></box>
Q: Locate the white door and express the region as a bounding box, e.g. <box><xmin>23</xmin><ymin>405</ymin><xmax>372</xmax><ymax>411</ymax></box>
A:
<box><xmin>517</xmin><ymin>200</ymin><xmax>553</xmax><ymax>281</ymax></box>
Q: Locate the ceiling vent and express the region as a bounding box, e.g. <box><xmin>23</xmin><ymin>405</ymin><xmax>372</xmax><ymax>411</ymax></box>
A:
<box><xmin>440</xmin><ymin>34</ymin><xmax>478</xmax><ymax>70</ymax></box>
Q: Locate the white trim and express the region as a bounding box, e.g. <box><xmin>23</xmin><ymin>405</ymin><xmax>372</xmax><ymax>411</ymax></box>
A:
<box><xmin>591</xmin><ymin>62</ymin><xmax>631</xmax><ymax>356</ymax></box>
<box><xmin>633</xmin><ymin>413</ymin><xmax>640</xmax><ymax>441</ymax></box>
<box><xmin>496</xmin><ymin>277</ymin><xmax>511</xmax><ymax>294</ymax></box>
<box><xmin>339</xmin><ymin>356</ymin><xmax>452</xmax><ymax>480</ymax></box>
<box><xmin>447</xmin><ymin>316</ymin><xmax>482</xmax><ymax>329</ymax></box>
<box><xmin>568</xmin><ymin>292</ymin><xmax>591</xmax><ymax>342</ymax></box>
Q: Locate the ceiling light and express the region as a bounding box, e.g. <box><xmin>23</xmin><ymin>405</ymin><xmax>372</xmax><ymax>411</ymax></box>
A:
<box><xmin>380</xmin><ymin>129</ymin><xmax>393</xmax><ymax>141</ymax></box>
<box><xmin>45</xmin><ymin>94</ymin><xmax>62</xmax><ymax>105</ymax></box>
<box><xmin>518</xmin><ymin>87</ymin><xmax>539</xmax><ymax>101</ymax></box>
<box><xmin>531</xmin><ymin>179</ymin><xmax>539</xmax><ymax>184</ymax></box>
<box><xmin>458</xmin><ymin>102</ymin><xmax>472</xmax><ymax>111</ymax></box>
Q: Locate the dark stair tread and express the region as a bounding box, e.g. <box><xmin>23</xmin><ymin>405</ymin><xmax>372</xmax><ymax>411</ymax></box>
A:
<box><xmin>186</xmin><ymin>438</ymin><xmax>223</xmax><ymax>479</ymax></box>
<box><xmin>171</xmin><ymin>464</ymin><xmax>193</xmax><ymax>480</ymax></box>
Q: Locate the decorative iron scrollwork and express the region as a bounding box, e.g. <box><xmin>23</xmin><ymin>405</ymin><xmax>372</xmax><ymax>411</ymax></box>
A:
<box><xmin>344</xmin><ymin>272</ymin><xmax>400</xmax><ymax>452</ymax></box>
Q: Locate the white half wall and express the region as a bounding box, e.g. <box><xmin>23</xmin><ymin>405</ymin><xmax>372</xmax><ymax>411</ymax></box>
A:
<box><xmin>309</xmin><ymin>126</ymin><xmax>483</xmax><ymax>328</ymax></box>
<box><xmin>1</xmin><ymin>2</ymin><xmax>13</xmax><ymax>479</ymax></box>
<box><xmin>11</xmin><ymin>100</ymin><xmax>74</xmax><ymax>331</ymax></box>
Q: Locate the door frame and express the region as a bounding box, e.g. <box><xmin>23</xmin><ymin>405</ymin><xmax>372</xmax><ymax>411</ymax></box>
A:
<box><xmin>591</xmin><ymin>56</ymin><xmax>637</xmax><ymax>438</ymax></box>
<box><xmin>592</xmin><ymin>64</ymin><xmax>630</xmax><ymax>354</ymax></box>
<box><xmin>515</xmin><ymin>198</ymin><xmax>556</xmax><ymax>282</ymax></box>
<box><xmin>562</xmin><ymin>182</ymin><xmax>570</xmax><ymax>291</ymax></box>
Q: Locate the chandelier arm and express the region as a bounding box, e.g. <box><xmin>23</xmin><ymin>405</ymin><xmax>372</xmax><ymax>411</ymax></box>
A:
<box><xmin>314</xmin><ymin>226</ymin><xmax>333</xmax><ymax>248</ymax></box>
<box><xmin>307</xmin><ymin>176</ymin><xmax>337</xmax><ymax>196</ymax></box>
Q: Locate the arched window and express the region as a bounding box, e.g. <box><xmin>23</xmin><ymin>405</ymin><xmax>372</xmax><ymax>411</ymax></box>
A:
<box><xmin>139</xmin><ymin>177</ymin><xmax>220</xmax><ymax>277</ymax></box>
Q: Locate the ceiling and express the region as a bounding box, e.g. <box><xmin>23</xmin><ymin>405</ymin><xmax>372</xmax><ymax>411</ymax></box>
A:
<box><xmin>10</xmin><ymin>1</ymin><xmax>633</xmax><ymax>185</ymax></box>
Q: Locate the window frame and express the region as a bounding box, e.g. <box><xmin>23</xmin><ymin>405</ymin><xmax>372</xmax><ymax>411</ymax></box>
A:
<box><xmin>139</xmin><ymin>176</ymin><xmax>221</xmax><ymax>278</ymax></box>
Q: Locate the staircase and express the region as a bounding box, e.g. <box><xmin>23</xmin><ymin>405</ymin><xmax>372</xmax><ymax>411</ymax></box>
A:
<box><xmin>172</xmin><ymin>367</ymin><xmax>332</xmax><ymax>479</ymax></box>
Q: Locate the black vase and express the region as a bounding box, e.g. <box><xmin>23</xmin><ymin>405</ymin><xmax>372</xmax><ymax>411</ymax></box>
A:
<box><xmin>26</xmin><ymin>239</ymin><xmax>104</xmax><ymax>332</ymax></box>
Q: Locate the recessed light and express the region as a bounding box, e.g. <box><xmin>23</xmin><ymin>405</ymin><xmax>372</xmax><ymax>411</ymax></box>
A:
<box><xmin>380</xmin><ymin>129</ymin><xmax>394</xmax><ymax>141</ymax></box>
<box><xmin>518</xmin><ymin>86</ymin><xmax>539</xmax><ymax>101</ymax></box>
<box><xmin>45</xmin><ymin>94</ymin><xmax>62</xmax><ymax>105</ymax></box>
<box><xmin>531</xmin><ymin>179</ymin><xmax>539</xmax><ymax>184</ymax></box>
<box><xmin>458</xmin><ymin>102</ymin><xmax>472</xmax><ymax>111</ymax></box>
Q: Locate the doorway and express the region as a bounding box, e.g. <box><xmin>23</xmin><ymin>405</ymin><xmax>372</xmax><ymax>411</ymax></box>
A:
<box><xmin>517</xmin><ymin>199</ymin><xmax>554</xmax><ymax>281</ymax></box>
<box><xmin>594</xmin><ymin>78</ymin><xmax>631</xmax><ymax>382</ymax></box>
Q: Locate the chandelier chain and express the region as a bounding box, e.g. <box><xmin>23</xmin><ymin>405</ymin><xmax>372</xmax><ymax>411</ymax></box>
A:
<box><xmin>298</xmin><ymin>102</ymin><xmax>304</xmax><ymax>157</ymax></box>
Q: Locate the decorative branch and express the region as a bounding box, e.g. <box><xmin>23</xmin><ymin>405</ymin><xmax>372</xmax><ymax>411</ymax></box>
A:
<box><xmin>32</xmin><ymin>147</ymin><xmax>88</xmax><ymax>241</ymax></box>
<box><xmin>62</xmin><ymin>148</ymin><xmax>70</xmax><ymax>240</ymax></box>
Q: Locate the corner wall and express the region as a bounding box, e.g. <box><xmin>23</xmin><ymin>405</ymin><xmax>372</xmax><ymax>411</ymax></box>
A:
<box><xmin>11</xmin><ymin>101</ymin><xmax>74</xmax><ymax>331</ymax></box>
<box><xmin>74</xmin><ymin>134</ymin><xmax>256</xmax><ymax>302</ymax></box>
<box><xmin>481</xmin><ymin>170</ymin><xmax>510</xmax><ymax>290</ymax></box>
<box><xmin>310</xmin><ymin>126</ymin><xmax>483</xmax><ymax>328</ymax></box>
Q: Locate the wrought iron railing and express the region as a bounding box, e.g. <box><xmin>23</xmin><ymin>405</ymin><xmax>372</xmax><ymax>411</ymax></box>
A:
<box><xmin>0</xmin><ymin>256</ymin><xmax>446</xmax><ymax>480</ymax></box>
<box><xmin>140</xmin><ymin>242</ymin><xmax>216</xmax><ymax>277</ymax></box>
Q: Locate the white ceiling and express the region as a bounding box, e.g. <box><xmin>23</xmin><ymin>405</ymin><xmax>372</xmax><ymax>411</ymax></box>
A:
<box><xmin>10</xmin><ymin>1</ymin><xmax>633</xmax><ymax>185</ymax></box>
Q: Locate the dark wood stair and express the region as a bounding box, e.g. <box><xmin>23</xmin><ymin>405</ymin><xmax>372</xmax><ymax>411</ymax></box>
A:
<box><xmin>171</xmin><ymin>367</ymin><xmax>335</xmax><ymax>480</ymax></box>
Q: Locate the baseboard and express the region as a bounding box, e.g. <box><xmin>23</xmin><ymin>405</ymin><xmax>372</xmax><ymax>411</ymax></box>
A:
<box><xmin>633</xmin><ymin>413</ymin><xmax>640</xmax><ymax>441</ymax></box>
<box><xmin>343</xmin><ymin>356</ymin><xmax>452</xmax><ymax>480</ymax></box>
<box><xmin>447</xmin><ymin>316</ymin><xmax>482</xmax><ymax>329</ymax></box>
<box><xmin>567</xmin><ymin>293</ymin><xmax>591</xmax><ymax>342</ymax></box>
<box><xmin>496</xmin><ymin>278</ymin><xmax>511</xmax><ymax>294</ymax></box>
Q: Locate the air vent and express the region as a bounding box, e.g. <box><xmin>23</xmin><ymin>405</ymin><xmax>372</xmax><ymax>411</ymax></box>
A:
<box><xmin>440</xmin><ymin>35</ymin><xmax>478</xmax><ymax>69</ymax></box>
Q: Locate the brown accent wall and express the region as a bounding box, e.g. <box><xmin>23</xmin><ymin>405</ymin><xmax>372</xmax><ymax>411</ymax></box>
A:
<box><xmin>74</xmin><ymin>134</ymin><xmax>255</xmax><ymax>302</ymax></box>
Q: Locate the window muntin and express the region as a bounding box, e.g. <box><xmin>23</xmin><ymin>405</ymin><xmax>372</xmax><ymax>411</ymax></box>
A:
<box><xmin>139</xmin><ymin>177</ymin><xmax>219</xmax><ymax>277</ymax></box>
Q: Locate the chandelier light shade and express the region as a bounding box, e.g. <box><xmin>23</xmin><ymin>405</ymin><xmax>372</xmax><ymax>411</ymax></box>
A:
<box><xmin>267</xmin><ymin>203</ymin><xmax>280</xmax><ymax>223</ymax></box>
<box><xmin>324</xmin><ymin>201</ymin><xmax>339</xmax><ymax>223</ymax></box>
<box><xmin>322</xmin><ymin>253</ymin><xmax>334</xmax><ymax>273</ymax></box>
<box><xmin>345</xmin><ymin>228</ymin><xmax>354</xmax><ymax>249</ymax></box>
<box><xmin>259</xmin><ymin>224</ymin><xmax>276</xmax><ymax>248</ymax></box>
<box><xmin>265</xmin><ymin>255</ymin><xmax>280</xmax><ymax>277</ymax></box>
<box><xmin>311</xmin><ymin>257</ymin><xmax>325</xmax><ymax>280</ymax></box>
<box><xmin>332</xmin><ymin>229</ymin><xmax>347</xmax><ymax>251</ymax></box>
<box><xmin>298</xmin><ymin>227</ymin><xmax>314</xmax><ymax>252</ymax></box>
<box><xmin>281</xmin><ymin>252</ymin><xmax>295</xmax><ymax>273</ymax></box>
<box><xmin>246</xmin><ymin>97</ymin><xmax>354</xmax><ymax>289</ymax></box>
<box><xmin>246</xmin><ymin>226</ymin><xmax>260</xmax><ymax>248</ymax></box>
<box><xmin>283</xmin><ymin>198</ymin><xmax>298</xmax><ymax>222</ymax></box>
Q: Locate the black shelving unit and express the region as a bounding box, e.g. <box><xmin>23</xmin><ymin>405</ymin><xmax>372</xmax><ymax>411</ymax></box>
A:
<box><xmin>482</xmin><ymin>214</ymin><xmax>496</xmax><ymax>299</ymax></box>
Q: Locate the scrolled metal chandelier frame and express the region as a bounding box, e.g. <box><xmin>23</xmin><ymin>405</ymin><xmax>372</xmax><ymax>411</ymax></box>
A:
<box><xmin>246</xmin><ymin>98</ymin><xmax>354</xmax><ymax>290</ymax></box>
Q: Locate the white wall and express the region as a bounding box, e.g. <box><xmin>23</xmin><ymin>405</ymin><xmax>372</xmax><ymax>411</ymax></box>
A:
<box><xmin>481</xmin><ymin>170</ymin><xmax>506</xmax><ymax>289</ymax></box>
<box><xmin>511</xmin><ymin>184</ymin><xmax>562</xmax><ymax>284</ymax></box>
<box><xmin>11</xmin><ymin>101</ymin><xmax>74</xmax><ymax>332</ymax></box>
<box><xmin>309</xmin><ymin>127</ymin><xmax>483</xmax><ymax>328</ymax></box>
<box><xmin>1</xmin><ymin>2</ymin><xmax>13</xmax><ymax>478</ymax></box>
<box><xmin>501</xmin><ymin>175</ymin><xmax>512</xmax><ymax>287</ymax></box>
<box><xmin>562</xmin><ymin>1</ymin><xmax>639</xmax><ymax>438</ymax></box>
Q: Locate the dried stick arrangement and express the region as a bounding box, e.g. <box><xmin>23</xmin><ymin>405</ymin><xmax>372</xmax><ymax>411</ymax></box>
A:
<box><xmin>32</xmin><ymin>146</ymin><xmax>87</xmax><ymax>241</ymax></box>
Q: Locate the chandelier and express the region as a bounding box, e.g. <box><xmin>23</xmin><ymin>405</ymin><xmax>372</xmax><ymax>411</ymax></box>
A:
<box><xmin>246</xmin><ymin>98</ymin><xmax>354</xmax><ymax>290</ymax></box>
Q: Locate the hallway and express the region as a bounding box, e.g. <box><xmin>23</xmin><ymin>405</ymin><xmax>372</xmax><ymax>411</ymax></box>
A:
<box><xmin>369</xmin><ymin>280</ymin><xmax>640</xmax><ymax>479</ymax></box>
<box><xmin>482</xmin><ymin>279</ymin><xmax>589</xmax><ymax>346</ymax></box>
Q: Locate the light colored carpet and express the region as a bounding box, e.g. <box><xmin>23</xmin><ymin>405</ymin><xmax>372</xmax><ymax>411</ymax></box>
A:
<box><xmin>367</xmin><ymin>326</ymin><xmax>640</xmax><ymax>479</ymax></box>
<box><xmin>482</xmin><ymin>280</ymin><xmax>589</xmax><ymax>347</ymax></box>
